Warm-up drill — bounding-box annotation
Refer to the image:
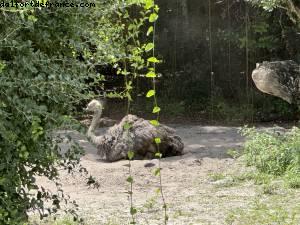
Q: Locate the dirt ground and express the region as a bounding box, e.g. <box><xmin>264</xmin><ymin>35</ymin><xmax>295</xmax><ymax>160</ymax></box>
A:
<box><xmin>36</xmin><ymin>124</ymin><xmax>296</xmax><ymax>225</ymax></box>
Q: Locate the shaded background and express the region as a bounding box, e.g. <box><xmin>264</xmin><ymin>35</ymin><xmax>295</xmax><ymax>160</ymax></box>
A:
<box><xmin>105</xmin><ymin>0</ymin><xmax>300</xmax><ymax>124</ymax></box>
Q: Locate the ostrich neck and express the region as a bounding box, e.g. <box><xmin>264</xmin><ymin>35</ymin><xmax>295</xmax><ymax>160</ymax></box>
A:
<box><xmin>87</xmin><ymin>110</ymin><xmax>102</xmax><ymax>143</ymax></box>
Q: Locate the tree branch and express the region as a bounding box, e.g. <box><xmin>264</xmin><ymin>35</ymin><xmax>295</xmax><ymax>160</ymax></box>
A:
<box><xmin>286</xmin><ymin>0</ymin><xmax>300</xmax><ymax>23</ymax></box>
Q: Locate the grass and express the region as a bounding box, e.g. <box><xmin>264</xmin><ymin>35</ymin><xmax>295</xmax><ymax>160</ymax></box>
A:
<box><xmin>142</xmin><ymin>196</ymin><xmax>159</xmax><ymax>213</ymax></box>
<box><xmin>226</xmin><ymin>197</ymin><xmax>300</xmax><ymax>225</ymax></box>
<box><xmin>224</xmin><ymin>126</ymin><xmax>300</xmax><ymax>224</ymax></box>
<box><xmin>30</xmin><ymin>216</ymin><xmax>85</xmax><ymax>225</ymax></box>
<box><xmin>241</xmin><ymin>126</ymin><xmax>300</xmax><ymax>177</ymax></box>
<box><xmin>208</xmin><ymin>172</ymin><xmax>227</xmax><ymax>182</ymax></box>
<box><xmin>173</xmin><ymin>209</ymin><xmax>193</xmax><ymax>219</ymax></box>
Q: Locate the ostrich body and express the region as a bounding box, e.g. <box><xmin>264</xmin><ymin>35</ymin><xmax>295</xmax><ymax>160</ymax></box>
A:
<box><xmin>86</xmin><ymin>99</ymin><xmax>184</xmax><ymax>162</ymax></box>
<box><xmin>252</xmin><ymin>60</ymin><xmax>300</xmax><ymax>105</ymax></box>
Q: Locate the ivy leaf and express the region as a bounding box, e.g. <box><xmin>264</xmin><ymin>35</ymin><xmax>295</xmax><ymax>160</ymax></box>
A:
<box><xmin>155</xmin><ymin>188</ymin><xmax>161</xmax><ymax>194</ymax></box>
<box><xmin>147</xmin><ymin>57</ymin><xmax>160</xmax><ymax>63</ymax></box>
<box><xmin>130</xmin><ymin>207</ymin><xmax>137</xmax><ymax>215</ymax></box>
<box><xmin>154</xmin><ymin>4</ymin><xmax>160</xmax><ymax>13</ymax></box>
<box><xmin>127</xmin><ymin>151</ymin><xmax>134</xmax><ymax>160</ymax></box>
<box><xmin>149</xmin><ymin>13</ymin><xmax>158</xmax><ymax>22</ymax></box>
<box><xmin>150</xmin><ymin>120</ymin><xmax>160</xmax><ymax>126</ymax></box>
<box><xmin>146</xmin><ymin>90</ymin><xmax>155</xmax><ymax>97</ymax></box>
<box><xmin>145</xmin><ymin>43</ymin><xmax>154</xmax><ymax>52</ymax></box>
<box><xmin>126</xmin><ymin>176</ymin><xmax>133</xmax><ymax>183</ymax></box>
<box><xmin>147</xmin><ymin>26</ymin><xmax>154</xmax><ymax>36</ymax></box>
<box><xmin>154</xmin><ymin>168</ymin><xmax>161</xmax><ymax>176</ymax></box>
<box><xmin>155</xmin><ymin>152</ymin><xmax>162</xmax><ymax>158</ymax></box>
<box><xmin>154</xmin><ymin>137</ymin><xmax>161</xmax><ymax>144</ymax></box>
<box><xmin>144</xmin><ymin>0</ymin><xmax>154</xmax><ymax>9</ymax></box>
<box><xmin>146</xmin><ymin>71</ymin><xmax>156</xmax><ymax>78</ymax></box>
<box><xmin>152</xmin><ymin>106</ymin><xmax>161</xmax><ymax>113</ymax></box>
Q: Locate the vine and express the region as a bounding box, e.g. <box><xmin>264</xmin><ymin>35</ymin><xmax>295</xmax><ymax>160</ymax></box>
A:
<box><xmin>109</xmin><ymin>0</ymin><xmax>167</xmax><ymax>223</ymax></box>
<box><xmin>144</xmin><ymin>1</ymin><xmax>169</xmax><ymax>224</ymax></box>
<box><xmin>208</xmin><ymin>0</ymin><xmax>215</xmax><ymax>122</ymax></box>
<box><xmin>115</xmin><ymin>0</ymin><xmax>168</xmax><ymax>223</ymax></box>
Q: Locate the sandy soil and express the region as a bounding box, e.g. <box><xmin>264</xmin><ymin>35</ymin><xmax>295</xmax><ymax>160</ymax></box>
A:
<box><xmin>36</xmin><ymin>125</ymin><xmax>290</xmax><ymax>225</ymax></box>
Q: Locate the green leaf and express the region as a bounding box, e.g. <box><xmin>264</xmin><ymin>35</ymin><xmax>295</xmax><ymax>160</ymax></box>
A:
<box><xmin>127</xmin><ymin>151</ymin><xmax>135</xmax><ymax>160</ymax></box>
<box><xmin>0</xmin><ymin>61</ymin><xmax>6</xmax><ymax>73</ymax></box>
<box><xmin>147</xmin><ymin>26</ymin><xmax>154</xmax><ymax>36</ymax></box>
<box><xmin>126</xmin><ymin>176</ymin><xmax>133</xmax><ymax>183</ymax></box>
<box><xmin>128</xmin><ymin>24</ymin><xmax>135</xmax><ymax>31</ymax></box>
<box><xmin>155</xmin><ymin>152</ymin><xmax>162</xmax><ymax>158</ymax></box>
<box><xmin>130</xmin><ymin>207</ymin><xmax>137</xmax><ymax>215</ymax></box>
<box><xmin>150</xmin><ymin>120</ymin><xmax>160</xmax><ymax>126</ymax></box>
<box><xmin>154</xmin><ymin>4</ymin><xmax>160</xmax><ymax>13</ymax></box>
<box><xmin>149</xmin><ymin>13</ymin><xmax>158</xmax><ymax>22</ymax></box>
<box><xmin>28</xmin><ymin>15</ymin><xmax>38</xmax><ymax>22</ymax></box>
<box><xmin>146</xmin><ymin>71</ymin><xmax>156</xmax><ymax>78</ymax></box>
<box><xmin>152</xmin><ymin>106</ymin><xmax>161</xmax><ymax>113</ymax></box>
<box><xmin>165</xmin><ymin>215</ymin><xmax>169</xmax><ymax>221</ymax></box>
<box><xmin>154</xmin><ymin>137</ymin><xmax>161</xmax><ymax>144</ymax></box>
<box><xmin>144</xmin><ymin>0</ymin><xmax>154</xmax><ymax>9</ymax></box>
<box><xmin>147</xmin><ymin>57</ymin><xmax>160</xmax><ymax>63</ymax></box>
<box><xmin>123</xmin><ymin>122</ymin><xmax>132</xmax><ymax>130</ymax></box>
<box><xmin>154</xmin><ymin>168</ymin><xmax>161</xmax><ymax>176</ymax></box>
<box><xmin>0</xmin><ymin>178</ymin><xmax>7</xmax><ymax>185</ymax></box>
<box><xmin>146</xmin><ymin>90</ymin><xmax>155</xmax><ymax>97</ymax></box>
<box><xmin>126</xmin><ymin>81</ymin><xmax>133</xmax><ymax>90</ymax></box>
<box><xmin>145</xmin><ymin>43</ymin><xmax>154</xmax><ymax>52</ymax></box>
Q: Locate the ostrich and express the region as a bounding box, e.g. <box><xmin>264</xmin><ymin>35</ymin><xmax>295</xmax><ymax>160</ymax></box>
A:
<box><xmin>85</xmin><ymin>99</ymin><xmax>184</xmax><ymax>162</ymax></box>
<box><xmin>252</xmin><ymin>60</ymin><xmax>300</xmax><ymax>105</ymax></box>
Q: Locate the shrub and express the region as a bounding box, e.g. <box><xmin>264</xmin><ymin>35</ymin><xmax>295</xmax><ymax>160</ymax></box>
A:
<box><xmin>0</xmin><ymin>0</ymin><xmax>134</xmax><ymax>223</ymax></box>
<box><xmin>241</xmin><ymin>126</ymin><xmax>300</xmax><ymax>182</ymax></box>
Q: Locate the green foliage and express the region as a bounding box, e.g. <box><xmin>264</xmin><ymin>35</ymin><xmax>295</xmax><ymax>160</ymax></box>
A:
<box><xmin>239</xmin><ymin>19</ymin><xmax>279</xmax><ymax>51</ymax></box>
<box><xmin>226</xmin><ymin>198</ymin><xmax>300</xmax><ymax>225</ymax></box>
<box><xmin>241</xmin><ymin>127</ymin><xmax>300</xmax><ymax>183</ymax></box>
<box><xmin>0</xmin><ymin>0</ymin><xmax>137</xmax><ymax>223</ymax></box>
<box><xmin>248</xmin><ymin>0</ymin><xmax>300</xmax><ymax>24</ymax></box>
<box><xmin>284</xmin><ymin>170</ymin><xmax>300</xmax><ymax>188</ymax></box>
<box><xmin>247</xmin><ymin>0</ymin><xmax>283</xmax><ymax>11</ymax></box>
<box><xmin>33</xmin><ymin>216</ymin><xmax>84</xmax><ymax>225</ymax></box>
<box><xmin>208</xmin><ymin>173</ymin><xmax>226</xmax><ymax>182</ymax></box>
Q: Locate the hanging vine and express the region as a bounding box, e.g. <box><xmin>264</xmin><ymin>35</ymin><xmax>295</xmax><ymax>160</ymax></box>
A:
<box><xmin>144</xmin><ymin>1</ymin><xmax>169</xmax><ymax>223</ymax></box>
<box><xmin>112</xmin><ymin>0</ymin><xmax>167</xmax><ymax>223</ymax></box>
<box><xmin>245</xmin><ymin>2</ymin><xmax>250</xmax><ymax>104</ymax></box>
<box><xmin>227</xmin><ymin>0</ymin><xmax>232</xmax><ymax>92</ymax></box>
<box><xmin>208</xmin><ymin>0</ymin><xmax>215</xmax><ymax>122</ymax></box>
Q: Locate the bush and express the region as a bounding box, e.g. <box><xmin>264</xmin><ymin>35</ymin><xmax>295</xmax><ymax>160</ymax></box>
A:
<box><xmin>0</xmin><ymin>0</ymin><xmax>130</xmax><ymax>223</ymax></box>
<box><xmin>0</xmin><ymin>0</ymin><xmax>157</xmax><ymax>223</ymax></box>
<box><xmin>241</xmin><ymin>126</ymin><xmax>300</xmax><ymax>181</ymax></box>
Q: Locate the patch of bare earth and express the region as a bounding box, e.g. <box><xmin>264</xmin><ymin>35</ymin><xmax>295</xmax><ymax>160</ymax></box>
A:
<box><xmin>35</xmin><ymin>125</ymin><xmax>296</xmax><ymax>224</ymax></box>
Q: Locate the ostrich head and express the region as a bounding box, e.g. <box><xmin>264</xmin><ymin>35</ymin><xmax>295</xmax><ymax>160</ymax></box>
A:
<box><xmin>85</xmin><ymin>99</ymin><xmax>103</xmax><ymax>113</ymax></box>
<box><xmin>86</xmin><ymin>99</ymin><xmax>104</xmax><ymax>136</ymax></box>
<box><xmin>85</xmin><ymin>99</ymin><xmax>111</xmax><ymax>160</ymax></box>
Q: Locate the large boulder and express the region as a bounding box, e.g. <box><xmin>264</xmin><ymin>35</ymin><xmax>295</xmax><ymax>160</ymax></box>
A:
<box><xmin>252</xmin><ymin>60</ymin><xmax>300</xmax><ymax>105</ymax></box>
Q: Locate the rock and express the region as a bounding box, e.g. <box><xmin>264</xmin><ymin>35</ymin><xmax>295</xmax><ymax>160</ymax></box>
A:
<box><xmin>252</xmin><ymin>60</ymin><xmax>300</xmax><ymax>105</ymax></box>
